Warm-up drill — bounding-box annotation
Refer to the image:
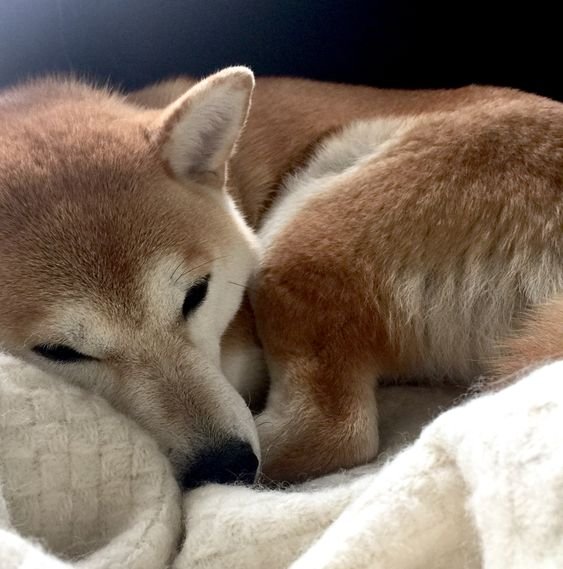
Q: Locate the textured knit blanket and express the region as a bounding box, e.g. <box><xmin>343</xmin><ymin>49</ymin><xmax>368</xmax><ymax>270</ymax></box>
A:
<box><xmin>1</xmin><ymin>353</ymin><xmax>562</xmax><ymax>569</ymax></box>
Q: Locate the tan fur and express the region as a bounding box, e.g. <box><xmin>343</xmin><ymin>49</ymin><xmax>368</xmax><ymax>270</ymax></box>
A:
<box><xmin>132</xmin><ymin>78</ymin><xmax>529</xmax><ymax>227</ymax></box>
<box><xmin>1</xmin><ymin>70</ymin><xmax>562</xmax><ymax>484</ymax></box>
<box><xmin>133</xmin><ymin>77</ymin><xmax>563</xmax><ymax>481</ymax></box>
<box><xmin>250</xmin><ymin>98</ymin><xmax>563</xmax><ymax>479</ymax></box>
<box><xmin>0</xmin><ymin>69</ymin><xmax>261</xmax><ymax>485</ymax></box>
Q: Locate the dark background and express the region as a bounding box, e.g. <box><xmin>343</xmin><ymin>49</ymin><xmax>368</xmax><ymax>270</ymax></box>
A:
<box><xmin>0</xmin><ymin>0</ymin><xmax>560</xmax><ymax>100</ymax></box>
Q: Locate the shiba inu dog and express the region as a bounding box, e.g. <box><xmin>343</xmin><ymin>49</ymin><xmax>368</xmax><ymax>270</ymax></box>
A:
<box><xmin>0</xmin><ymin>67</ymin><xmax>561</xmax><ymax>487</ymax></box>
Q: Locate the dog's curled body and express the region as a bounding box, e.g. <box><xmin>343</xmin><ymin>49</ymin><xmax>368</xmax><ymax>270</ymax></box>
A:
<box><xmin>1</xmin><ymin>71</ymin><xmax>562</xmax><ymax>484</ymax></box>
<box><xmin>246</xmin><ymin>94</ymin><xmax>563</xmax><ymax>479</ymax></box>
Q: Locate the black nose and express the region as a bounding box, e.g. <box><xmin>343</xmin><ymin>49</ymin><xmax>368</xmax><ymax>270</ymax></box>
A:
<box><xmin>181</xmin><ymin>438</ymin><xmax>259</xmax><ymax>490</ymax></box>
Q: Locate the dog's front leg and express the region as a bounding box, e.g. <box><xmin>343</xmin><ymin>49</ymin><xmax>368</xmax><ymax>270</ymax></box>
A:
<box><xmin>256</xmin><ymin>356</ymin><xmax>380</xmax><ymax>483</ymax></box>
<box><xmin>253</xmin><ymin>251</ymin><xmax>388</xmax><ymax>483</ymax></box>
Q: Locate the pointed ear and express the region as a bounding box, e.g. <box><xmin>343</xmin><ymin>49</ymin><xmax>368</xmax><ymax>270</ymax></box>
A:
<box><xmin>153</xmin><ymin>66</ymin><xmax>254</xmax><ymax>186</ymax></box>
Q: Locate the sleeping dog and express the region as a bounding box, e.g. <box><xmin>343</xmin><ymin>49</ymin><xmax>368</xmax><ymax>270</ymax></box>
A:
<box><xmin>0</xmin><ymin>67</ymin><xmax>561</xmax><ymax>487</ymax></box>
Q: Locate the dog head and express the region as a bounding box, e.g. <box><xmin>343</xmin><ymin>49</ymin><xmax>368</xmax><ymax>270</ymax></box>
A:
<box><xmin>0</xmin><ymin>67</ymin><xmax>261</xmax><ymax>489</ymax></box>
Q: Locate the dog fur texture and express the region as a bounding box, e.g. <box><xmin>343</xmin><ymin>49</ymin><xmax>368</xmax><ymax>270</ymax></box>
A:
<box><xmin>0</xmin><ymin>68</ymin><xmax>561</xmax><ymax>484</ymax></box>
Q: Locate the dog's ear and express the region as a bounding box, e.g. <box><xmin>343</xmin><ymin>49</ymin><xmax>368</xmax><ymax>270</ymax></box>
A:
<box><xmin>153</xmin><ymin>67</ymin><xmax>254</xmax><ymax>187</ymax></box>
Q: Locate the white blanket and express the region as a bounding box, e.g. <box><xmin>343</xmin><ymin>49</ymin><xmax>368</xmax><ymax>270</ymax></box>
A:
<box><xmin>1</xmin><ymin>353</ymin><xmax>562</xmax><ymax>568</ymax></box>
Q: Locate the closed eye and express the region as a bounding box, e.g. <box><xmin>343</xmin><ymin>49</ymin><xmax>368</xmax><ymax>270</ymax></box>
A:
<box><xmin>32</xmin><ymin>344</ymin><xmax>95</xmax><ymax>363</ymax></box>
<box><xmin>183</xmin><ymin>274</ymin><xmax>210</xmax><ymax>318</ymax></box>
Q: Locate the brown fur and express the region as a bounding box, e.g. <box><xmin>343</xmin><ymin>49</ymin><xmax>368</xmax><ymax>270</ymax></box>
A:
<box><xmin>1</xmin><ymin>71</ymin><xmax>562</xmax><ymax>484</ymax></box>
<box><xmin>132</xmin><ymin>78</ymin><xmax>529</xmax><ymax>228</ymax></box>
<box><xmin>0</xmin><ymin>70</ymin><xmax>262</xmax><ymax>486</ymax></box>
<box><xmin>0</xmin><ymin>78</ymin><xmax>208</xmax><ymax>346</ymax></box>
<box><xmin>248</xmin><ymin>96</ymin><xmax>563</xmax><ymax>480</ymax></box>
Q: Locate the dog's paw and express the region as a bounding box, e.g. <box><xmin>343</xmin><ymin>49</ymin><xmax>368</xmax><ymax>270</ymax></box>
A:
<box><xmin>255</xmin><ymin>405</ymin><xmax>379</xmax><ymax>483</ymax></box>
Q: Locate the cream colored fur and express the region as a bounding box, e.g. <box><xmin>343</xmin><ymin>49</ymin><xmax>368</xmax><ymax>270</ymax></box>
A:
<box><xmin>0</xmin><ymin>67</ymin><xmax>561</xmax><ymax>485</ymax></box>
<box><xmin>0</xmin><ymin>67</ymin><xmax>262</xmax><ymax>484</ymax></box>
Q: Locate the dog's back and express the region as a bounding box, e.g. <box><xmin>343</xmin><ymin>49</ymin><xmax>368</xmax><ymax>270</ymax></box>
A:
<box><xmin>247</xmin><ymin>82</ymin><xmax>563</xmax><ymax>480</ymax></box>
<box><xmin>256</xmin><ymin>92</ymin><xmax>563</xmax><ymax>379</ymax></box>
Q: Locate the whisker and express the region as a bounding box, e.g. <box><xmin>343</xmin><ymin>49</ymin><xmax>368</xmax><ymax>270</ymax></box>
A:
<box><xmin>173</xmin><ymin>256</ymin><xmax>229</xmax><ymax>286</ymax></box>
<box><xmin>228</xmin><ymin>280</ymin><xmax>257</xmax><ymax>294</ymax></box>
<box><xmin>22</xmin><ymin>331</ymin><xmax>44</xmax><ymax>346</ymax></box>
<box><xmin>170</xmin><ymin>261</ymin><xmax>184</xmax><ymax>283</ymax></box>
<box><xmin>257</xmin><ymin>423</ymin><xmax>288</xmax><ymax>460</ymax></box>
<box><xmin>255</xmin><ymin>472</ymin><xmax>288</xmax><ymax>490</ymax></box>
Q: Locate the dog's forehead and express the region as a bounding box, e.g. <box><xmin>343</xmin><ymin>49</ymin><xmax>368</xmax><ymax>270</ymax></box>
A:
<box><xmin>38</xmin><ymin>252</ymin><xmax>206</xmax><ymax>349</ymax></box>
<box><xmin>0</xmin><ymin>141</ymin><xmax>209</xmax><ymax>326</ymax></box>
<box><xmin>0</xmin><ymin>82</ymin><xmax>229</xmax><ymax>335</ymax></box>
<box><xmin>7</xmin><ymin>187</ymin><xmax>207</xmax><ymax>294</ymax></box>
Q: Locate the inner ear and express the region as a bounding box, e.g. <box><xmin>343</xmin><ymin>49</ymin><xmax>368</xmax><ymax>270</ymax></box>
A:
<box><xmin>154</xmin><ymin>67</ymin><xmax>254</xmax><ymax>186</ymax></box>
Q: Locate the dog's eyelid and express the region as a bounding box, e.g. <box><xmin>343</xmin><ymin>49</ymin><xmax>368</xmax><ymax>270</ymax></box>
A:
<box><xmin>32</xmin><ymin>343</ymin><xmax>97</xmax><ymax>363</ymax></box>
<box><xmin>182</xmin><ymin>273</ymin><xmax>211</xmax><ymax>318</ymax></box>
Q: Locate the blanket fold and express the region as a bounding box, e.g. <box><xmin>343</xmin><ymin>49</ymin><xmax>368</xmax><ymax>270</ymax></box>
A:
<box><xmin>1</xmin><ymin>353</ymin><xmax>562</xmax><ymax>569</ymax></box>
<box><xmin>176</xmin><ymin>363</ymin><xmax>563</xmax><ymax>569</ymax></box>
<box><xmin>0</xmin><ymin>355</ymin><xmax>182</xmax><ymax>569</ymax></box>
